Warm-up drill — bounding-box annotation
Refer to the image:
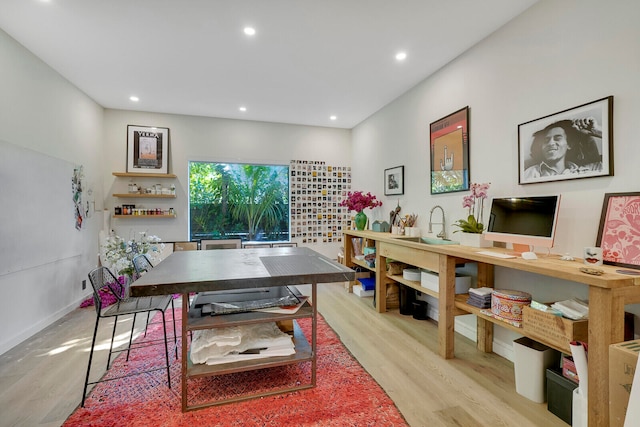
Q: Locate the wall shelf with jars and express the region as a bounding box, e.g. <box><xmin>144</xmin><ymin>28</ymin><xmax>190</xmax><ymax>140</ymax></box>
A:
<box><xmin>112</xmin><ymin>172</ymin><xmax>177</xmax><ymax>219</ymax></box>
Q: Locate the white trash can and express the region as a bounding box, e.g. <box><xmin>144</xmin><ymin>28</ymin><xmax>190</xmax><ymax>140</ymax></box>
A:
<box><xmin>513</xmin><ymin>337</ymin><xmax>560</xmax><ymax>403</ymax></box>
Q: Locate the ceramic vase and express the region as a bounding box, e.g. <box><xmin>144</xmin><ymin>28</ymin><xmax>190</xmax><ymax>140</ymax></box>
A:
<box><xmin>457</xmin><ymin>232</ymin><xmax>492</xmax><ymax>248</ymax></box>
<box><xmin>354</xmin><ymin>211</ymin><xmax>368</xmax><ymax>230</ymax></box>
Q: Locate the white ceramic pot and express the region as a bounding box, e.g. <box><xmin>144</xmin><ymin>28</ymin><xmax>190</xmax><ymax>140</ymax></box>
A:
<box><xmin>457</xmin><ymin>232</ymin><xmax>492</xmax><ymax>248</ymax></box>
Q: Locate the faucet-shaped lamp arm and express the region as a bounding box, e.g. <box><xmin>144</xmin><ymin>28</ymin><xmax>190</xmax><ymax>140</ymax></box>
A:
<box><xmin>429</xmin><ymin>205</ymin><xmax>446</xmax><ymax>239</ymax></box>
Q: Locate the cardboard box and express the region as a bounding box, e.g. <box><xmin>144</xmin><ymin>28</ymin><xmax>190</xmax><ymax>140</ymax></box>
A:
<box><xmin>609</xmin><ymin>339</ymin><xmax>640</xmax><ymax>426</ymax></box>
<box><xmin>562</xmin><ymin>355</ymin><xmax>579</xmax><ymax>384</ymax></box>
<box><xmin>420</xmin><ymin>269</ymin><xmax>471</xmax><ymax>294</ymax></box>
<box><xmin>522</xmin><ymin>305</ymin><xmax>588</xmax><ymax>353</ymax></box>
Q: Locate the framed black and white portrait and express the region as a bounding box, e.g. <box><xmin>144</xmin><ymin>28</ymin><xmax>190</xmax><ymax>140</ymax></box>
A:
<box><xmin>384</xmin><ymin>166</ymin><xmax>404</xmax><ymax>196</ymax></box>
<box><xmin>518</xmin><ymin>96</ymin><xmax>613</xmax><ymax>184</ymax></box>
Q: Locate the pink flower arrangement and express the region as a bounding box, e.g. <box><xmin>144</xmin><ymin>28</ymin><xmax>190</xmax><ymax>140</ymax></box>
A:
<box><xmin>453</xmin><ymin>182</ymin><xmax>490</xmax><ymax>234</ymax></box>
<box><xmin>340</xmin><ymin>191</ymin><xmax>382</xmax><ymax>213</ymax></box>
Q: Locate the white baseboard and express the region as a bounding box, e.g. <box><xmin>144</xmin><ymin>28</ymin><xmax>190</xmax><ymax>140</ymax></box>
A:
<box><xmin>427</xmin><ymin>305</ymin><xmax>515</xmax><ymax>363</ymax></box>
<box><xmin>0</xmin><ymin>297</ymin><xmax>86</xmax><ymax>356</ymax></box>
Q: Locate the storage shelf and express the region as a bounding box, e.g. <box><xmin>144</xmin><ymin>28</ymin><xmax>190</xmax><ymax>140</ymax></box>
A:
<box><xmin>187</xmin><ymin>302</ymin><xmax>313</xmax><ymax>331</ymax></box>
<box><xmin>113</xmin><ymin>193</ymin><xmax>176</xmax><ymax>198</ymax></box>
<box><xmin>112</xmin><ymin>214</ymin><xmax>176</xmax><ymax>219</ymax></box>
<box><xmin>186</xmin><ymin>324</ymin><xmax>312</xmax><ymax>378</ymax></box>
<box><xmin>387</xmin><ymin>274</ymin><xmax>439</xmax><ymax>299</ymax></box>
<box><xmin>454</xmin><ymin>294</ymin><xmax>523</xmax><ymax>334</ymax></box>
<box><xmin>113</xmin><ymin>172</ymin><xmax>176</xmax><ymax>178</ymax></box>
<box><xmin>351</xmin><ymin>258</ymin><xmax>375</xmax><ymax>272</ymax></box>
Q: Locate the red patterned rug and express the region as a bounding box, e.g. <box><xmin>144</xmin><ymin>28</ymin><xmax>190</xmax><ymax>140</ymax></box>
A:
<box><xmin>65</xmin><ymin>309</ymin><xmax>408</xmax><ymax>426</ymax></box>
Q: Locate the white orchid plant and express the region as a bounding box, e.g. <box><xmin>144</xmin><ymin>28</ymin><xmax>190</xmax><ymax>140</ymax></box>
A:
<box><xmin>101</xmin><ymin>232</ymin><xmax>164</xmax><ymax>277</ymax></box>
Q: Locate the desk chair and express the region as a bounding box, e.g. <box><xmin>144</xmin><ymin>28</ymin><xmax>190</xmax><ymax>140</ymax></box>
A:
<box><xmin>82</xmin><ymin>266</ymin><xmax>174</xmax><ymax>407</ymax></box>
<box><xmin>132</xmin><ymin>254</ymin><xmax>178</xmax><ymax>348</ymax></box>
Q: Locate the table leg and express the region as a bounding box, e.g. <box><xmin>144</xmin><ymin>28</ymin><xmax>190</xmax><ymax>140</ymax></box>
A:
<box><xmin>181</xmin><ymin>293</ymin><xmax>189</xmax><ymax>412</ymax></box>
<box><xmin>587</xmin><ymin>286</ymin><xmax>625</xmax><ymax>427</ymax></box>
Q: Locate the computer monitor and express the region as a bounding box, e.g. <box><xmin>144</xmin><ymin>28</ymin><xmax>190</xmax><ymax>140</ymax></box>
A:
<box><xmin>485</xmin><ymin>195</ymin><xmax>561</xmax><ymax>253</ymax></box>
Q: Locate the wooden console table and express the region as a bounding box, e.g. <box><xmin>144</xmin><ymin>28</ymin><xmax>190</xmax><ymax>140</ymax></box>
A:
<box><xmin>343</xmin><ymin>229</ymin><xmax>640</xmax><ymax>427</ymax></box>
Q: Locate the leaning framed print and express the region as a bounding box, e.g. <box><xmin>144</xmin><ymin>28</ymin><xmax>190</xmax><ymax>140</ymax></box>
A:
<box><xmin>430</xmin><ymin>106</ymin><xmax>469</xmax><ymax>194</ymax></box>
<box><xmin>596</xmin><ymin>192</ymin><xmax>640</xmax><ymax>270</ymax></box>
<box><xmin>384</xmin><ymin>166</ymin><xmax>404</xmax><ymax>196</ymax></box>
<box><xmin>126</xmin><ymin>125</ymin><xmax>170</xmax><ymax>174</ymax></box>
<box><xmin>518</xmin><ymin>96</ymin><xmax>613</xmax><ymax>184</ymax></box>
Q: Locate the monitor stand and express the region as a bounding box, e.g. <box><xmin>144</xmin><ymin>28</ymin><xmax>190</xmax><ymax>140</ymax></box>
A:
<box><xmin>511</xmin><ymin>243</ymin><xmax>532</xmax><ymax>255</ymax></box>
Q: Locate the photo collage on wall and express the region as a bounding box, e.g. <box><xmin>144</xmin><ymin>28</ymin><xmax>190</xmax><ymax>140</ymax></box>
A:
<box><xmin>290</xmin><ymin>160</ymin><xmax>351</xmax><ymax>245</ymax></box>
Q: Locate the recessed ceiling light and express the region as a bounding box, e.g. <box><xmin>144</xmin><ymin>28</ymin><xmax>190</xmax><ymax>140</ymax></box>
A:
<box><xmin>239</xmin><ymin>106</ymin><xmax>247</xmax><ymax>112</ymax></box>
<box><xmin>395</xmin><ymin>52</ymin><xmax>407</xmax><ymax>61</ymax></box>
<box><xmin>244</xmin><ymin>27</ymin><xmax>256</xmax><ymax>36</ymax></box>
<box><xmin>129</xmin><ymin>96</ymin><xmax>139</xmax><ymax>102</ymax></box>
<box><xmin>330</xmin><ymin>115</ymin><xmax>337</xmax><ymax>121</ymax></box>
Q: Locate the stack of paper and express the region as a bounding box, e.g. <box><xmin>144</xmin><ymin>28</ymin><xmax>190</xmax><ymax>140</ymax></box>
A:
<box><xmin>467</xmin><ymin>287</ymin><xmax>493</xmax><ymax>308</ymax></box>
<box><xmin>551</xmin><ymin>299</ymin><xmax>589</xmax><ymax>320</ymax></box>
<box><xmin>190</xmin><ymin>322</ymin><xmax>295</xmax><ymax>365</ymax></box>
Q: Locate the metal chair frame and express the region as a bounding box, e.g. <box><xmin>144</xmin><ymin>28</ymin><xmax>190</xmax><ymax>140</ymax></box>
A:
<box><xmin>81</xmin><ymin>266</ymin><xmax>176</xmax><ymax>407</ymax></box>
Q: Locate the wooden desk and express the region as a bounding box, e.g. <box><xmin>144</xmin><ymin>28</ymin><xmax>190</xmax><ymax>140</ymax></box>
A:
<box><xmin>130</xmin><ymin>246</ymin><xmax>354</xmax><ymax>411</ymax></box>
<box><xmin>343</xmin><ymin>229</ymin><xmax>640</xmax><ymax>427</ymax></box>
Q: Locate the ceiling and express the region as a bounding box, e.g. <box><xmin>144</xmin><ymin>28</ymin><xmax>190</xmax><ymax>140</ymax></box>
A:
<box><xmin>0</xmin><ymin>0</ymin><xmax>538</xmax><ymax>129</ymax></box>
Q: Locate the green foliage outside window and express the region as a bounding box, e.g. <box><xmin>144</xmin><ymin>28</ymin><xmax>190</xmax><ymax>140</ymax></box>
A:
<box><xmin>189</xmin><ymin>162</ymin><xmax>289</xmax><ymax>242</ymax></box>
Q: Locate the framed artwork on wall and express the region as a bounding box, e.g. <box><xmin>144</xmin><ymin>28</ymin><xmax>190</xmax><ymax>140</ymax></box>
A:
<box><xmin>384</xmin><ymin>166</ymin><xmax>404</xmax><ymax>195</ymax></box>
<box><xmin>430</xmin><ymin>106</ymin><xmax>469</xmax><ymax>194</ymax></box>
<box><xmin>596</xmin><ymin>192</ymin><xmax>640</xmax><ymax>270</ymax></box>
<box><xmin>127</xmin><ymin>125</ymin><xmax>170</xmax><ymax>174</ymax></box>
<box><xmin>518</xmin><ymin>96</ymin><xmax>613</xmax><ymax>184</ymax></box>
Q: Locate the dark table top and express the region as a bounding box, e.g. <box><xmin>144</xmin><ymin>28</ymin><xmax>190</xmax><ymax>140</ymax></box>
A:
<box><xmin>129</xmin><ymin>246</ymin><xmax>355</xmax><ymax>297</ymax></box>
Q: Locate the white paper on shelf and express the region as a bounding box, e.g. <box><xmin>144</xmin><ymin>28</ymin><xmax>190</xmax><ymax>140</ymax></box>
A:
<box><xmin>570</xmin><ymin>341</ymin><xmax>589</xmax><ymax>395</ymax></box>
<box><xmin>624</xmin><ymin>352</ymin><xmax>640</xmax><ymax>426</ymax></box>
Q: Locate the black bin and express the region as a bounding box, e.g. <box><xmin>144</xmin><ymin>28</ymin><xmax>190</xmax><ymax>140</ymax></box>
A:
<box><xmin>546</xmin><ymin>368</ymin><xmax>578</xmax><ymax>424</ymax></box>
<box><xmin>399</xmin><ymin>285</ymin><xmax>415</xmax><ymax>315</ymax></box>
<box><xmin>412</xmin><ymin>301</ymin><xmax>428</xmax><ymax>320</ymax></box>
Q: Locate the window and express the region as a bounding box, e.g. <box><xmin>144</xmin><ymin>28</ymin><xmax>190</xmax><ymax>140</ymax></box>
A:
<box><xmin>189</xmin><ymin>162</ymin><xmax>290</xmax><ymax>242</ymax></box>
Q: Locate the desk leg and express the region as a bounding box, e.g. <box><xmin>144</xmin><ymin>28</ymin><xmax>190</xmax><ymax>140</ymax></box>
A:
<box><xmin>376</xmin><ymin>252</ymin><xmax>387</xmax><ymax>313</ymax></box>
<box><xmin>587</xmin><ymin>286</ymin><xmax>625</xmax><ymax>427</ymax></box>
<box><xmin>476</xmin><ymin>263</ymin><xmax>494</xmax><ymax>353</ymax></box>
<box><xmin>438</xmin><ymin>254</ymin><xmax>456</xmax><ymax>359</ymax></box>
<box><xmin>181</xmin><ymin>293</ymin><xmax>189</xmax><ymax>412</ymax></box>
<box><xmin>343</xmin><ymin>237</ymin><xmax>355</xmax><ymax>293</ymax></box>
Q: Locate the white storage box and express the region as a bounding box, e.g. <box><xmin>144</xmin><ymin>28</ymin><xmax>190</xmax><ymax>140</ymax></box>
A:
<box><xmin>353</xmin><ymin>284</ymin><xmax>374</xmax><ymax>297</ymax></box>
<box><xmin>420</xmin><ymin>269</ymin><xmax>471</xmax><ymax>294</ymax></box>
<box><xmin>402</xmin><ymin>268</ymin><xmax>421</xmax><ymax>281</ymax></box>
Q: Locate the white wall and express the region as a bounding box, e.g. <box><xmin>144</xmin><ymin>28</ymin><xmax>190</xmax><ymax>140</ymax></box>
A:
<box><xmin>103</xmin><ymin>109</ymin><xmax>352</xmax><ymax>260</ymax></box>
<box><xmin>0</xmin><ymin>29</ymin><xmax>105</xmax><ymax>355</ymax></box>
<box><xmin>352</xmin><ymin>0</ymin><xmax>640</xmax><ymax>359</ymax></box>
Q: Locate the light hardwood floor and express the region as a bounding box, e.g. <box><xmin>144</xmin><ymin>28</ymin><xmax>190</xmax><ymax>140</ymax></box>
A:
<box><xmin>0</xmin><ymin>283</ymin><xmax>567</xmax><ymax>426</ymax></box>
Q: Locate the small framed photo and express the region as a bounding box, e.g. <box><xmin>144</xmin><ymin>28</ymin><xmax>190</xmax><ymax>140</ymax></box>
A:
<box><xmin>518</xmin><ymin>96</ymin><xmax>613</xmax><ymax>184</ymax></box>
<box><xmin>430</xmin><ymin>106</ymin><xmax>469</xmax><ymax>194</ymax></box>
<box><xmin>384</xmin><ymin>166</ymin><xmax>404</xmax><ymax>196</ymax></box>
<box><xmin>127</xmin><ymin>125</ymin><xmax>170</xmax><ymax>174</ymax></box>
<box><xmin>596</xmin><ymin>192</ymin><xmax>640</xmax><ymax>270</ymax></box>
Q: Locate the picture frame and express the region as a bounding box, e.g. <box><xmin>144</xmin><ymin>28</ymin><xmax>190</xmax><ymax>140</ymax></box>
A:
<box><xmin>430</xmin><ymin>106</ymin><xmax>469</xmax><ymax>194</ymax></box>
<box><xmin>127</xmin><ymin>125</ymin><xmax>170</xmax><ymax>174</ymax></box>
<box><xmin>518</xmin><ymin>96</ymin><xmax>613</xmax><ymax>184</ymax></box>
<box><xmin>596</xmin><ymin>192</ymin><xmax>640</xmax><ymax>270</ymax></box>
<box><xmin>384</xmin><ymin>166</ymin><xmax>404</xmax><ymax>196</ymax></box>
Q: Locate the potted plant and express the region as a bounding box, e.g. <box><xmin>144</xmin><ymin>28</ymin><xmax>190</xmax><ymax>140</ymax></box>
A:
<box><xmin>340</xmin><ymin>191</ymin><xmax>382</xmax><ymax>230</ymax></box>
<box><xmin>452</xmin><ymin>182</ymin><xmax>492</xmax><ymax>247</ymax></box>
